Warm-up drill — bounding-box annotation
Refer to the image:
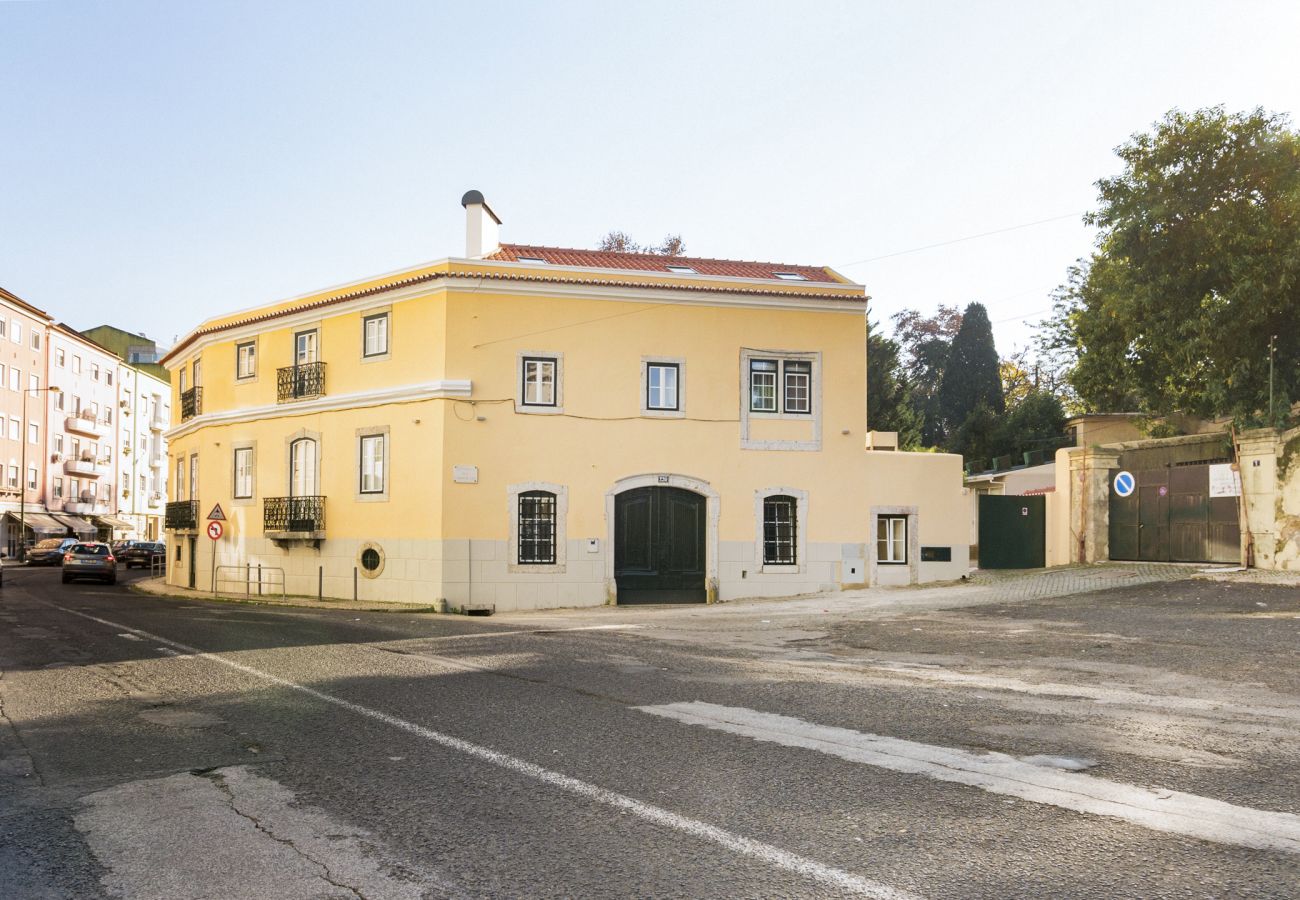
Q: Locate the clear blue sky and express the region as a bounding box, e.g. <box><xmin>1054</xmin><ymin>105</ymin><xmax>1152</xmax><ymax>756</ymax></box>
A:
<box><xmin>3</xmin><ymin>1</ymin><xmax>1298</xmax><ymax>355</ymax></box>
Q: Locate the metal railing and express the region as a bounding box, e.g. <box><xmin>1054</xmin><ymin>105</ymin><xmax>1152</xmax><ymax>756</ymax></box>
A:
<box><xmin>214</xmin><ymin>564</ymin><xmax>286</xmax><ymax>600</ymax></box>
<box><xmin>277</xmin><ymin>362</ymin><xmax>326</xmax><ymax>403</ymax></box>
<box><xmin>180</xmin><ymin>386</ymin><xmax>202</xmax><ymax>421</ymax></box>
<box><xmin>263</xmin><ymin>495</ymin><xmax>325</xmax><ymax>533</ymax></box>
<box><xmin>165</xmin><ymin>499</ymin><xmax>198</xmax><ymax>530</ymax></box>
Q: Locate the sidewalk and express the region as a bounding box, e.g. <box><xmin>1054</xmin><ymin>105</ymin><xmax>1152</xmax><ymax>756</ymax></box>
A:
<box><xmin>129</xmin><ymin>561</ymin><xmax>1237</xmax><ymax>621</ymax></box>
<box><xmin>130</xmin><ymin>575</ymin><xmax>443</xmax><ymax>613</ymax></box>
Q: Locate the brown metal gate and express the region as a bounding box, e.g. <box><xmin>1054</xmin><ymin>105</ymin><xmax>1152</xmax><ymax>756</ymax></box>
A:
<box><xmin>1109</xmin><ymin>464</ymin><xmax>1239</xmax><ymax>563</ymax></box>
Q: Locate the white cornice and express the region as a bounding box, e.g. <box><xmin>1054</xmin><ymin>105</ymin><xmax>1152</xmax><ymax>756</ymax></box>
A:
<box><xmin>167</xmin><ymin>277</ymin><xmax>865</xmax><ymax>366</ymax></box>
<box><xmin>166</xmin><ymin>379</ymin><xmax>472</xmax><ymax>441</ymax></box>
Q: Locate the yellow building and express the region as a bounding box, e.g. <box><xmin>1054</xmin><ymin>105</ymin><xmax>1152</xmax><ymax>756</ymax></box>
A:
<box><xmin>162</xmin><ymin>193</ymin><xmax>969</xmax><ymax>608</ymax></box>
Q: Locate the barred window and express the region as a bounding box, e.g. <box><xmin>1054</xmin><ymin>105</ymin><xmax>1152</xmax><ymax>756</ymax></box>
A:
<box><xmin>763</xmin><ymin>494</ymin><xmax>798</xmax><ymax>565</ymax></box>
<box><xmin>517</xmin><ymin>490</ymin><xmax>557</xmax><ymax>564</ymax></box>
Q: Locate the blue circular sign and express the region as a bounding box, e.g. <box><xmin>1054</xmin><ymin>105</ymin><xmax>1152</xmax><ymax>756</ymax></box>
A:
<box><xmin>1113</xmin><ymin>471</ymin><xmax>1136</xmax><ymax>498</ymax></box>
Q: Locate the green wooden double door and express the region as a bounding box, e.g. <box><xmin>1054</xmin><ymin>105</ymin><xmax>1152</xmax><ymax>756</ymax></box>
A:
<box><xmin>614</xmin><ymin>487</ymin><xmax>706</xmax><ymax>604</ymax></box>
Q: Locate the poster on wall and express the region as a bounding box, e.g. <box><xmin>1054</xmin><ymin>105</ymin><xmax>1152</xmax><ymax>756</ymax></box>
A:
<box><xmin>1208</xmin><ymin>463</ymin><xmax>1242</xmax><ymax>498</ymax></box>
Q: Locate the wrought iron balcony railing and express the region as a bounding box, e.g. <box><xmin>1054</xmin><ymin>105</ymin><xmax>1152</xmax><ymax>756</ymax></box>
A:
<box><xmin>277</xmin><ymin>362</ymin><xmax>326</xmax><ymax>403</ymax></box>
<box><xmin>264</xmin><ymin>495</ymin><xmax>325</xmax><ymax>535</ymax></box>
<box><xmin>165</xmin><ymin>500</ymin><xmax>198</xmax><ymax>530</ymax></box>
<box><xmin>180</xmin><ymin>387</ymin><xmax>202</xmax><ymax>422</ymax></box>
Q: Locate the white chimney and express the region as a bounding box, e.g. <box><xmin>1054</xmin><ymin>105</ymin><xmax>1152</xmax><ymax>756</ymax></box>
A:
<box><xmin>461</xmin><ymin>190</ymin><xmax>501</xmax><ymax>258</ymax></box>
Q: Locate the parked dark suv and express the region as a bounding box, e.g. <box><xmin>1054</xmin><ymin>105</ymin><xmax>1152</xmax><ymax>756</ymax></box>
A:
<box><xmin>119</xmin><ymin>541</ymin><xmax>166</xmax><ymax>570</ymax></box>
<box><xmin>27</xmin><ymin>537</ymin><xmax>78</xmax><ymax>566</ymax></box>
<box><xmin>61</xmin><ymin>542</ymin><xmax>117</xmax><ymax>585</ymax></box>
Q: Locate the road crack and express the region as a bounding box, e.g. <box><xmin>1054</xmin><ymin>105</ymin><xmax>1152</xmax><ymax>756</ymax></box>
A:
<box><xmin>200</xmin><ymin>769</ymin><xmax>368</xmax><ymax>900</ymax></box>
<box><xmin>0</xmin><ymin>669</ymin><xmax>45</xmax><ymax>787</ymax></box>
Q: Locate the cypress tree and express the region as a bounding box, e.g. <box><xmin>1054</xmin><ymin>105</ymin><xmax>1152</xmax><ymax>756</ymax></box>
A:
<box><xmin>938</xmin><ymin>302</ymin><xmax>1004</xmax><ymax>441</ymax></box>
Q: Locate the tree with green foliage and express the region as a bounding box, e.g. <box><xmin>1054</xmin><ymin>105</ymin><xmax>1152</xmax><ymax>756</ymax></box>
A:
<box><xmin>890</xmin><ymin>305</ymin><xmax>963</xmax><ymax>446</ymax></box>
<box><xmin>597</xmin><ymin>231</ymin><xmax>687</xmax><ymax>256</ymax></box>
<box><xmin>938</xmin><ymin>302</ymin><xmax>1004</xmax><ymax>441</ymax></box>
<box><xmin>1043</xmin><ymin>106</ymin><xmax>1300</xmax><ymax>424</ymax></box>
<box><xmin>867</xmin><ymin>324</ymin><xmax>923</xmax><ymax>449</ymax></box>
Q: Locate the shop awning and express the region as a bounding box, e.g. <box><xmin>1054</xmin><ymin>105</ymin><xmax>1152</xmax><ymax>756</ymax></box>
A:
<box><xmin>4</xmin><ymin>512</ymin><xmax>66</xmax><ymax>534</ymax></box>
<box><xmin>50</xmin><ymin>514</ymin><xmax>96</xmax><ymax>536</ymax></box>
<box><xmin>95</xmin><ymin>515</ymin><xmax>135</xmax><ymax>531</ymax></box>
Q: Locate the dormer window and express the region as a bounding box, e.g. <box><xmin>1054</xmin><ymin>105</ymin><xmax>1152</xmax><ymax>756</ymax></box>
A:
<box><xmin>773</xmin><ymin>272</ymin><xmax>807</xmax><ymax>281</ymax></box>
<box><xmin>666</xmin><ymin>265</ymin><xmax>697</xmax><ymax>274</ymax></box>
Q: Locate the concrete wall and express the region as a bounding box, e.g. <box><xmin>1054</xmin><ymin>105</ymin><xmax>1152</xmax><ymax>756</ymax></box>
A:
<box><xmin>1238</xmin><ymin>426</ymin><xmax>1300</xmax><ymax>571</ymax></box>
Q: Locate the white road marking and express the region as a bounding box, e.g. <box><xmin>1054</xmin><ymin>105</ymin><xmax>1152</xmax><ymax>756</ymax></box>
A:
<box><xmin>117</xmin><ymin>633</ymin><xmax>143</xmax><ymax>641</ymax></box>
<box><xmin>44</xmin><ymin>603</ymin><xmax>916</xmax><ymax>900</ymax></box>
<box><xmin>637</xmin><ymin>701</ymin><xmax>1300</xmax><ymax>855</ymax></box>
<box><xmin>867</xmin><ymin>662</ymin><xmax>1300</xmax><ymax>722</ymax></box>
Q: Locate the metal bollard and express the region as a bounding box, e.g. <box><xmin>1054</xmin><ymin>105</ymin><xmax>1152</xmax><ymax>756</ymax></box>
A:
<box><xmin>318</xmin><ymin>566</ymin><xmax>323</xmax><ymax>601</ymax></box>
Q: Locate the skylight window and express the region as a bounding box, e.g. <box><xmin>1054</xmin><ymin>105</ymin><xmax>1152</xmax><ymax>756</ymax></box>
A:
<box><xmin>773</xmin><ymin>272</ymin><xmax>807</xmax><ymax>281</ymax></box>
<box><xmin>516</xmin><ymin>256</ymin><xmax>548</xmax><ymax>264</ymax></box>
<box><xmin>666</xmin><ymin>265</ymin><xmax>697</xmax><ymax>274</ymax></box>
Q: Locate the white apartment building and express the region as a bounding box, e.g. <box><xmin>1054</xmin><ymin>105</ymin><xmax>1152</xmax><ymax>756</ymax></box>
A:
<box><xmin>44</xmin><ymin>326</ymin><xmax>125</xmax><ymax>541</ymax></box>
<box><xmin>115</xmin><ymin>360</ymin><xmax>169</xmax><ymax>539</ymax></box>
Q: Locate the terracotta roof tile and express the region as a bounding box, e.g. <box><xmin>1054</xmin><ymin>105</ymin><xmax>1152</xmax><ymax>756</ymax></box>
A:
<box><xmin>486</xmin><ymin>244</ymin><xmax>840</xmax><ymax>283</ymax></box>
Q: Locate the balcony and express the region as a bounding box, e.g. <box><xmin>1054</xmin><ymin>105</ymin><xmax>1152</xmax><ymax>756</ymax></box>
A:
<box><xmin>180</xmin><ymin>387</ymin><xmax>202</xmax><ymax>422</ymax></box>
<box><xmin>65</xmin><ymin>412</ymin><xmax>108</xmax><ymax>439</ymax></box>
<box><xmin>63</xmin><ymin>496</ymin><xmax>109</xmax><ymax>516</ymax></box>
<box><xmin>277</xmin><ymin>362</ymin><xmax>326</xmax><ymax>403</ymax></box>
<box><xmin>148</xmin><ymin>491</ymin><xmax>164</xmax><ymax>509</ymax></box>
<box><xmin>64</xmin><ymin>458</ymin><xmax>110</xmax><ymax>478</ymax></box>
<box><xmin>165</xmin><ymin>500</ymin><xmax>198</xmax><ymax>530</ymax></box>
<box><xmin>150</xmin><ymin>407</ymin><xmax>168</xmax><ymax>432</ymax></box>
<box><xmin>149</xmin><ymin>451</ymin><xmax>164</xmax><ymax>469</ymax></box>
<box><xmin>264</xmin><ymin>495</ymin><xmax>325</xmax><ymax>543</ymax></box>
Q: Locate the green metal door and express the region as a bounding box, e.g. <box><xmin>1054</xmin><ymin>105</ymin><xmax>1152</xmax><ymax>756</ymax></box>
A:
<box><xmin>1109</xmin><ymin>464</ymin><xmax>1239</xmax><ymax>563</ymax></box>
<box><xmin>977</xmin><ymin>495</ymin><xmax>1046</xmax><ymax>569</ymax></box>
<box><xmin>614</xmin><ymin>487</ymin><xmax>707</xmax><ymax>604</ymax></box>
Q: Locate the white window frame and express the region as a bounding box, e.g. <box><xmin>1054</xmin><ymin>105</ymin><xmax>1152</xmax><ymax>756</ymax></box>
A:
<box><xmin>356</xmin><ymin>426</ymin><xmax>389</xmax><ymax>501</ymax></box>
<box><xmin>739</xmin><ymin>348</ymin><xmax>822</xmax><ymax>451</ymax></box>
<box><xmin>10</xmin><ymin>321</ymin><xmax>20</xmax><ymax>344</ymax></box>
<box><xmin>72</xmin><ymin>354</ymin><xmax>81</xmax><ymax>374</ymax></box>
<box><xmin>362</xmin><ymin>310</ymin><xmax>390</xmax><ymax>360</ymax></box>
<box><xmin>869</xmin><ymin>505</ymin><xmax>920</xmax><ymax>586</ymax></box>
<box><xmin>515</xmin><ymin>351</ymin><xmax>563</xmax><ymax>414</ymax></box>
<box><xmin>232</xmin><ymin>445</ymin><xmax>255</xmax><ymax>500</ymax></box>
<box><xmin>640</xmin><ymin>357</ymin><xmax>686</xmax><ymax>418</ymax></box>
<box><xmin>507</xmin><ymin>481</ymin><xmax>568</xmax><ymax>573</ymax></box>
<box><xmin>56</xmin><ymin>348</ymin><xmax>65</xmax><ymax>367</ymax></box>
<box><xmin>877</xmin><ymin>516</ymin><xmax>908</xmax><ymax>565</ymax></box>
<box><xmin>236</xmin><ymin>341</ymin><xmax>257</xmax><ymax>380</ymax></box>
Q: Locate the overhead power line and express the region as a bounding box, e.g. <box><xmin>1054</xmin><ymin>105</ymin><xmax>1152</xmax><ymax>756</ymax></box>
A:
<box><xmin>837</xmin><ymin>213</ymin><xmax>1084</xmax><ymax>268</ymax></box>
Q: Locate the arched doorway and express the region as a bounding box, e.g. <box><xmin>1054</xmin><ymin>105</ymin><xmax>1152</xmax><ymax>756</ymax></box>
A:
<box><xmin>614</xmin><ymin>486</ymin><xmax>706</xmax><ymax>604</ymax></box>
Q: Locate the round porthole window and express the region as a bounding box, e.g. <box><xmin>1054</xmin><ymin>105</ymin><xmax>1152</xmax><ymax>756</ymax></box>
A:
<box><xmin>357</xmin><ymin>542</ymin><xmax>385</xmax><ymax>578</ymax></box>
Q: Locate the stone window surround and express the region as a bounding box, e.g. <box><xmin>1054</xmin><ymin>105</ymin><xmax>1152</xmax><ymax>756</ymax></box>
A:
<box><xmin>753</xmin><ymin>486</ymin><xmax>809</xmax><ymax>574</ymax></box>
<box><xmin>869</xmin><ymin>505</ymin><xmax>919</xmax><ymax>585</ymax></box>
<box><xmin>355</xmin><ymin>425</ymin><xmax>390</xmax><ymax>502</ymax></box>
<box><xmin>235</xmin><ymin>339</ymin><xmax>258</xmax><ymax>382</ymax></box>
<box><xmin>604</xmin><ymin>473</ymin><xmax>720</xmax><ymax>603</ymax></box>
<box><xmin>640</xmin><ymin>356</ymin><xmax>686</xmax><ymax>419</ymax></box>
<box><xmin>231</xmin><ymin>441</ymin><xmax>256</xmax><ymax>504</ymax></box>
<box><xmin>515</xmin><ymin>350</ymin><xmax>564</xmax><ymax>415</ymax></box>
<box><xmin>738</xmin><ymin>348</ymin><xmax>822</xmax><ymax>451</ymax></box>
<box><xmin>360</xmin><ymin>305</ymin><xmax>392</xmax><ymax>363</ymax></box>
<box><xmin>284</xmin><ymin>428</ymin><xmax>322</xmax><ymax>496</ymax></box>
<box><xmin>507</xmin><ymin>481</ymin><xmax>567</xmax><ymax>573</ymax></box>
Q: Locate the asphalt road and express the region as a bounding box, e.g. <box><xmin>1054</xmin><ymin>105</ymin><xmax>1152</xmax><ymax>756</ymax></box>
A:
<box><xmin>1</xmin><ymin>564</ymin><xmax>1298</xmax><ymax>898</ymax></box>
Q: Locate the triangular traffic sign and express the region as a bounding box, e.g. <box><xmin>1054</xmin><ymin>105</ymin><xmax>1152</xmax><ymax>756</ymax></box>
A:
<box><xmin>206</xmin><ymin>503</ymin><xmax>227</xmax><ymax>521</ymax></box>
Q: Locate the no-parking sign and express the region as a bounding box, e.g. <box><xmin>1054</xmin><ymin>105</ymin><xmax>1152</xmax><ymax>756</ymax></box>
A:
<box><xmin>1113</xmin><ymin>471</ymin><xmax>1136</xmax><ymax>498</ymax></box>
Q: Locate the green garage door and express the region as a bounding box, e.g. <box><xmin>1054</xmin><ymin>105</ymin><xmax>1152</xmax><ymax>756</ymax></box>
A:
<box><xmin>978</xmin><ymin>494</ymin><xmax>1046</xmax><ymax>569</ymax></box>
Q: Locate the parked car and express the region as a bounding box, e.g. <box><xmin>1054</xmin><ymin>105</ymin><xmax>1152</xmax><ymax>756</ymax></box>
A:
<box><xmin>61</xmin><ymin>542</ymin><xmax>117</xmax><ymax>585</ymax></box>
<box><xmin>27</xmin><ymin>537</ymin><xmax>78</xmax><ymax>566</ymax></box>
<box><xmin>119</xmin><ymin>541</ymin><xmax>166</xmax><ymax>570</ymax></box>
